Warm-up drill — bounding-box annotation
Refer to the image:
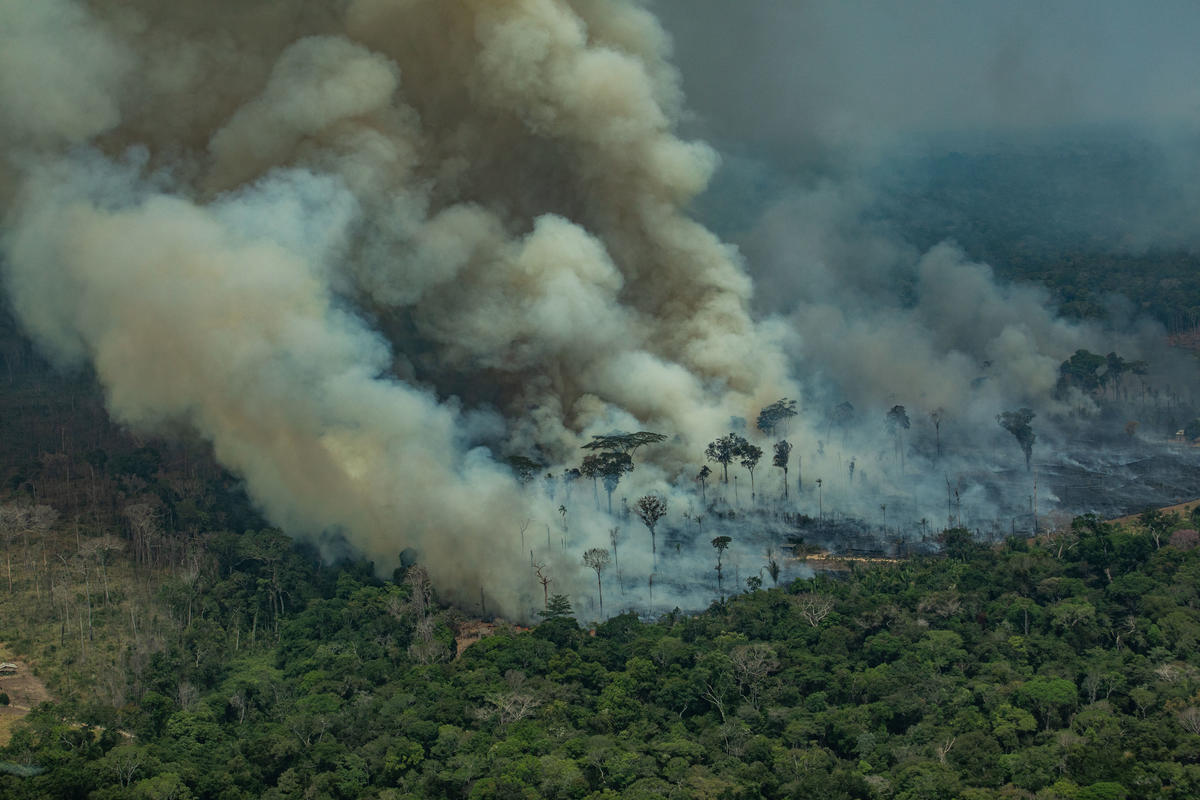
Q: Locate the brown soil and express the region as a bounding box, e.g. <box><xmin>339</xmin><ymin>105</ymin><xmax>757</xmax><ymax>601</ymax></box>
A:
<box><xmin>1110</xmin><ymin>498</ymin><xmax>1200</xmax><ymax>526</ymax></box>
<box><xmin>0</xmin><ymin>645</ymin><xmax>52</xmax><ymax>746</ymax></box>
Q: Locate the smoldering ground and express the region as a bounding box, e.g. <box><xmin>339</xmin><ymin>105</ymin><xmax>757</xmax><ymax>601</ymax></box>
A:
<box><xmin>2</xmin><ymin>0</ymin><xmax>1198</xmax><ymax>621</ymax></box>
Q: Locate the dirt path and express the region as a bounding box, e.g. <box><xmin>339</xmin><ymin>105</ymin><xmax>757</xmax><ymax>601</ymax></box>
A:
<box><xmin>0</xmin><ymin>645</ymin><xmax>52</xmax><ymax>746</ymax></box>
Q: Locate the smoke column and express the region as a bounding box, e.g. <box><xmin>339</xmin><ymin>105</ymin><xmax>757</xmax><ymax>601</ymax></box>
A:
<box><xmin>0</xmin><ymin>0</ymin><xmax>794</xmax><ymax>617</ymax></box>
<box><xmin>4</xmin><ymin>1</ymin><xmax>1196</xmax><ymax>618</ymax></box>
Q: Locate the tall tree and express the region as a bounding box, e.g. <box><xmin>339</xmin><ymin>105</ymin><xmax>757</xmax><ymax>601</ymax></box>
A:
<box><xmin>696</xmin><ymin>465</ymin><xmax>711</xmax><ymax>506</ymax></box>
<box><xmin>756</xmin><ymin>398</ymin><xmax>798</xmax><ymax>438</ymax></box>
<box><xmin>712</xmin><ymin>535</ymin><xmax>732</xmax><ymax>595</ymax></box>
<box><xmin>635</xmin><ymin>495</ymin><xmax>668</xmax><ymax>562</ymax></box>
<box><xmin>930</xmin><ymin>407</ymin><xmax>945</xmax><ymax>459</ymax></box>
<box><xmin>885</xmin><ymin>405</ymin><xmax>910</xmax><ymax>468</ymax></box>
<box><xmin>997</xmin><ymin>408</ymin><xmax>1037</xmax><ymax>471</ymax></box>
<box><xmin>608</xmin><ymin>527</ymin><xmax>621</xmax><ymax>578</ymax></box>
<box><xmin>580</xmin><ymin>451</ymin><xmax>632</xmax><ymax>514</ymax></box>
<box><xmin>1056</xmin><ymin>349</ymin><xmax>1106</xmax><ymax>396</ymax></box>
<box><xmin>597</xmin><ymin>451</ymin><xmax>633</xmax><ymax>515</ymax></box>
<box><xmin>705</xmin><ymin>433</ymin><xmax>745</xmax><ymax>484</ymax></box>
<box><xmin>579</xmin><ymin>455</ymin><xmax>603</xmax><ymax>510</ymax></box>
<box><xmin>534</xmin><ymin>562</ymin><xmax>552</xmax><ymax>611</ymax></box>
<box><xmin>738</xmin><ymin>441</ymin><xmax>763</xmax><ymax>501</ymax></box>
<box><xmin>773</xmin><ymin>440</ymin><xmax>793</xmax><ymax>500</ymax></box>
<box><xmin>582</xmin><ymin>548</ymin><xmax>610</xmax><ymax>618</ymax></box>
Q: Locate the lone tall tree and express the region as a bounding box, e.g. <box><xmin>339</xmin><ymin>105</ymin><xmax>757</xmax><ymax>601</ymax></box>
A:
<box><xmin>773</xmin><ymin>440</ymin><xmax>793</xmax><ymax>500</ymax></box>
<box><xmin>930</xmin><ymin>407</ymin><xmax>945</xmax><ymax>459</ymax></box>
<box><xmin>712</xmin><ymin>535</ymin><xmax>732</xmax><ymax>595</ymax></box>
<box><xmin>885</xmin><ymin>405</ymin><xmax>910</xmax><ymax>468</ymax></box>
<box><xmin>696</xmin><ymin>465</ymin><xmax>712</xmax><ymax>506</ymax></box>
<box><xmin>582</xmin><ymin>548</ymin><xmax>611</xmax><ymax>618</ymax></box>
<box><xmin>635</xmin><ymin>495</ymin><xmax>668</xmax><ymax>563</ymax></box>
<box><xmin>998</xmin><ymin>408</ymin><xmax>1037</xmax><ymax>471</ymax></box>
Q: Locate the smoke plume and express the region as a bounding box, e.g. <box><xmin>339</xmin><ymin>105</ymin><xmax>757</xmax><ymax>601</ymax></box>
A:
<box><xmin>3</xmin><ymin>1</ymin><xmax>1196</xmax><ymax>620</ymax></box>
<box><xmin>0</xmin><ymin>0</ymin><xmax>794</xmax><ymax>618</ymax></box>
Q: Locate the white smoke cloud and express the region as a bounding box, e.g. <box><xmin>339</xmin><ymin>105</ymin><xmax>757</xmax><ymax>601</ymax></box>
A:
<box><xmin>0</xmin><ymin>0</ymin><xmax>795</xmax><ymax>619</ymax></box>
<box><xmin>3</xmin><ymin>0</ymin><xmax>1191</xmax><ymax>621</ymax></box>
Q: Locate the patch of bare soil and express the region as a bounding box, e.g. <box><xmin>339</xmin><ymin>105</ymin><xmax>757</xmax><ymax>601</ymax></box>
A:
<box><xmin>1110</xmin><ymin>498</ymin><xmax>1200</xmax><ymax>526</ymax></box>
<box><xmin>0</xmin><ymin>645</ymin><xmax>52</xmax><ymax>746</ymax></box>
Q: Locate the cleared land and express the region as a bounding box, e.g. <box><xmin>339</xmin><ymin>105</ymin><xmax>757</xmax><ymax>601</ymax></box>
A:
<box><xmin>0</xmin><ymin>645</ymin><xmax>51</xmax><ymax>746</ymax></box>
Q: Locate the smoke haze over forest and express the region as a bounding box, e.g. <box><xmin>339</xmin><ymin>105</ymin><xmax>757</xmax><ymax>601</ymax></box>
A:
<box><xmin>2</xmin><ymin>0</ymin><xmax>1199</xmax><ymax>619</ymax></box>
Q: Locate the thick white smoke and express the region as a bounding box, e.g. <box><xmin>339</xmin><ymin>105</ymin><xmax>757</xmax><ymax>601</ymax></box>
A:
<box><xmin>0</xmin><ymin>0</ymin><xmax>794</xmax><ymax>618</ymax></box>
<box><xmin>4</xmin><ymin>1</ymin><xmax>1191</xmax><ymax>620</ymax></box>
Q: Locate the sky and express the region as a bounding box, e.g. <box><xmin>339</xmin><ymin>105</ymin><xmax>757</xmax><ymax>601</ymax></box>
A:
<box><xmin>652</xmin><ymin>0</ymin><xmax>1200</xmax><ymax>163</ymax></box>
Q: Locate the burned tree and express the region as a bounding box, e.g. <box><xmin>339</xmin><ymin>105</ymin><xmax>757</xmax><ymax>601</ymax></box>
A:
<box><xmin>635</xmin><ymin>495</ymin><xmax>668</xmax><ymax>562</ymax></box>
<box><xmin>608</xmin><ymin>527</ymin><xmax>621</xmax><ymax>578</ymax></box>
<box><xmin>765</xmin><ymin>547</ymin><xmax>781</xmax><ymax>587</ymax></box>
<box><xmin>712</xmin><ymin>535</ymin><xmax>732</xmax><ymax>595</ymax></box>
<box><xmin>998</xmin><ymin>408</ymin><xmax>1037</xmax><ymax>471</ymax></box>
<box><xmin>773</xmin><ymin>440</ymin><xmax>793</xmax><ymax>500</ymax></box>
<box><xmin>885</xmin><ymin>405</ymin><xmax>910</xmax><ymax>467</ymax></box>
<box><xmin>930</xmin><ymin>407</ymin><xmax>945</xmax><ymax>459</ymax></box>
<box><xmin>534</xmin><ymin>563</ymin><xmax>552</xmax><ymax>612</ymax></box>
<box><xmin>696</xmin><ymin>465</ymin><xmax>712</xmax><ymax>506</ymax></box>
<box><xmin>582</xmin><ymin>548</ymin><xmax>611</xmax><ymax>618</ymax></box>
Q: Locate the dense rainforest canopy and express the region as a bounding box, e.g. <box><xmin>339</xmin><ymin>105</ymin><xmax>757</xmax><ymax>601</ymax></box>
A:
<box><xmin>2</xmin><ymin>511</ymin><xmax>1199</xmax><ymax>800</ymax></box>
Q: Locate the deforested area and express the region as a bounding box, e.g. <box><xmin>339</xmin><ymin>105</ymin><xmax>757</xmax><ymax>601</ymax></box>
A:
<box><xmin>2</xmin><ymin>1</ymin><xmax>1200</xmax><ymax>798</ymax></box>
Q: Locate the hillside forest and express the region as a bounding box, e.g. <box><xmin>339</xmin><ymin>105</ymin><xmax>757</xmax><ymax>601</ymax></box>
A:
<box><xmin>1</xmin><ymin>323</ymin><xmax>1200</xmax><ymax>799</ymax></box>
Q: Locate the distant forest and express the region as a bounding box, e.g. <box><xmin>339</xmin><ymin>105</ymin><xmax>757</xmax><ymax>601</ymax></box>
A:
<box><xmin>878</xmin><ymin>137</ymin><xmax>1200</xmax><ymax>335</ymax></box>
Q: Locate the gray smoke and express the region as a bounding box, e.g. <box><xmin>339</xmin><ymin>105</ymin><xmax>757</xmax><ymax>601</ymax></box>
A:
<box><xmin>649</xmin><ymin>0</ymin><xmax>1200</xmax><ymax>542</ymax></box>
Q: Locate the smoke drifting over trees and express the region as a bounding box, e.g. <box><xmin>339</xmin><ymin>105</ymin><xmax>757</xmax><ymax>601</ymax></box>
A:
<box><xmin>0</xmin><ymin>0</ymin><xmax>796</xmax><ymax>618</ymax></box>
<box><xmin>1</xmin><ymin>1</ymin><xmax>1198</xmax><ymax>619</ymax></box>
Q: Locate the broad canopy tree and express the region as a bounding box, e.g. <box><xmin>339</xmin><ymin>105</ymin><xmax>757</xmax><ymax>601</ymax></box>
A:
<box><xmin>756</xmin><ymin>398</ymin><xmax>797</xmax><ymax>437</ymax></box>
<box><xmin>578</xmin><ymin>431</ymin><xmax>664</xmax><ymax>515</ymax></box>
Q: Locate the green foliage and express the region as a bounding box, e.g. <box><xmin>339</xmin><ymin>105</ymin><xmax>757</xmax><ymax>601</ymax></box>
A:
<box><xmin>3</xmin><ymin>514</ymin><xmax>1200</xmax><ymax>800</ymax></box>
